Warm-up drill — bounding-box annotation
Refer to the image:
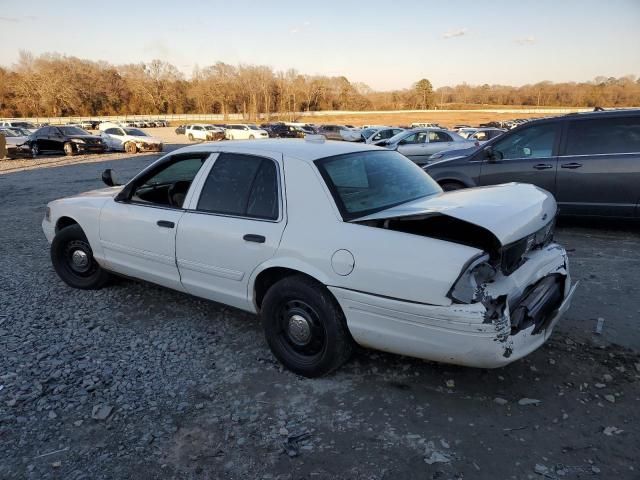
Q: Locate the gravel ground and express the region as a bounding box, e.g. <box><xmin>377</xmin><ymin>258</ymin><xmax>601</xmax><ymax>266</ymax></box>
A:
<box><xmin>0</xmin><ymin>154</ymin><xmax>639</xmax><ymax>480</ymax></box>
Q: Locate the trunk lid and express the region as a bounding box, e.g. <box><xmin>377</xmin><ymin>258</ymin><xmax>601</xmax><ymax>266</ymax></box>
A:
<box><xmin>353</xmin><ymin>183</ymin><xmax>556</xmax><ymax>246</ymax></box>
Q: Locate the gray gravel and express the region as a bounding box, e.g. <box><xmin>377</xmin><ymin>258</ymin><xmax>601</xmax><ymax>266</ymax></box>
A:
<box><xmin>0</xmin><ymin>154</ymin><xmax>639</xmax><ymax>479</ymax></box>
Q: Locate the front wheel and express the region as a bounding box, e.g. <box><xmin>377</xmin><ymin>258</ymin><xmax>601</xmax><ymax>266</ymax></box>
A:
<box><xmin>249</xmin><ymin>134</ymin><xmax>255</xmax><ymax>140</ymax></box>
<box><xmin>125</xmin><ymin>142</ymin><xmax>138</xmax><ymax>154</ymax></box>
<box><xmin>31</xmin><ymin>143</ymin><xmax>39</xmax><ymax>158</ymax></box>
<box><xmin>440</xmin><ymin>181</ymin><xmax>466</xmax><ymax>192</ymax></box>
<box><xmin>261</xmin><ymin>275</ymin><xmax>354</xmax><ymax>377</ymax></box>
<box><xmin>63</xmin><ymin>142</ymin><xmax>75</xmax><ymax>156</ymax></box>
<box><xmin>51</xmin><ymin>224</ymin><xmax>111</xmax><ymax>289</ymax></box>
<box><xmin>188</xmin><ymin>133</ymin><xmax>194</xmax><ymax>141</ymax></box>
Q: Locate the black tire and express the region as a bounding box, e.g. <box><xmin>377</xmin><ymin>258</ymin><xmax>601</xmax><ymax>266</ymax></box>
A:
<box><xmin>188</xmin><ymin>133</ymin><xmax>194</xmax><ymax>141</ymax></box>
<box><xmin>51</xmin><ymin>224</ymin><xmax>110</xmax><ymax>290</ymax></box>
<box><xmin>31</xmin><ymin>143</ymin><xmax>39</xmax><ymax>158</ymax></box>
<box><xmin>249</xmin><ymin>134</ymin><xmax>255</xmax><ymax>140</ymax></box>
<box><xmin>440</xmin><ymin>181</ymin><xmax>466</xmax><ymax>192</ymax></box>
<box><xmin>260</xmin><ymin>275</ymin><xmax>353</xmax><ymax>377</ymax></box>
<box><xmin>63</xmin><ymin>142</ymin><xmax>75</xmax><ymax>156</ymax></box>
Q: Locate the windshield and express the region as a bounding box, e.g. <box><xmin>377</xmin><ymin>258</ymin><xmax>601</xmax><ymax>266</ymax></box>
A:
<box><xmin>248</xmin><ymin>125</ymin><xmax>261</xmax><ymax>130</ymax></box>
<box><xmin>0</xmin><ymin>129</ymin><xmax>19</xmax><ymax>137</ymax></box>
<box><xmin>361</xmin><ymin>128</ymin><xmax>376</xmax><ymax>138</ymax></box>
<box><xmin>13</xmin><ymin>122</ymin><xmax>35</xmax><ymax>129</ymax></box>
<box><xmin>315</xmin><ymin>150</ymin><xmax>442</xmax><ymax>221</ymax></box>
<box><xmin>124</xmin><ymin>128</ymin><xmax>147</xmax><ymax>136</ymax></box>
<box><xmin>59</xmin><ymin>126</ymin><xmax>89</xmax><ymax>136</ymax></box>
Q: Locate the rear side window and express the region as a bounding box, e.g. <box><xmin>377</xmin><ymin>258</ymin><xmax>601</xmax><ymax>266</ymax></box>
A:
<box><xmin>197</xmin><ymin>153</ymin><xmax>279</xmax><ymax>220</ymax></box>
<box><xmin>565</xmin><ymin>116</ymin><xmax>640</xmax><ymax>155</ymax></box>
<box><xmin>429</xmin><ymin>131</ymin><xmax>452</xmax><ymax>142</ymax></box>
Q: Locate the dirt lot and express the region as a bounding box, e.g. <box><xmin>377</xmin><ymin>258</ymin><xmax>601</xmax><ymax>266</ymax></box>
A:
<box><xmin>0</xmin><ymin>148</ymin><xmax>639</xmax><ymax>480</ymax></box>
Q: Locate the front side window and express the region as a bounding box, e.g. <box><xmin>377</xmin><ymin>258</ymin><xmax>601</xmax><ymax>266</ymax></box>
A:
<box><xmin>492</xmin><ymin>123</ymin><xmax>557</xmax><ymax>160</ymax></box>
<box><xmin>129</xmin><ymin>155</ymin><xmax>207</xmax><ymax>208</ymax></box>
<box><xmin>124</xmin><ymin>128</ymin><xmax>146</xmax><ymax>136</ymax></box>
<box><xmin>315</xmin><ymin>150</ymin><xmax>442</xmax><ymax>220</ymax></box>
<box><xmin>400</xmin><ymin>132</ymin><xmax>428</xmax><ymax>144</ymax></box>
<box><xmin>565</xmin><ymin>116</ymin><xmax>640</xmax><ymax>155</ymax></box>
<box><xmin>197</xmin><ymin>153</ymin><xmax>279</xmax><ymax>220</ymax></box>
<box><xmin>104</xmin><ymin>128</ymin><xmax>122</xmax><ymax>135</ymax></box>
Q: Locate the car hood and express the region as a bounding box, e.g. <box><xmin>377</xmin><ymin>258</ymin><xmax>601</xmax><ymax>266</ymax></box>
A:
<box><xmin>62</xmin><ymin>186</ymin><xmax>124</xmax><ymax>200</ymax></box>
<box><xmin>73</xmin><ymin>134</ymin><xmax>103</xmax><ymax>141</ymax></box>
<box><xmin>352</xmin><ymin>183</ymin><xmax>556</xmax><ymax>246</ymax></box>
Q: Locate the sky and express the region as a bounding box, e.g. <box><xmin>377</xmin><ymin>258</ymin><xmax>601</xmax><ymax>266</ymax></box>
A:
<box><xmin>0</xmin><ymin>0</ymin><xmax>639</xmax><ymax>91</ymax></box>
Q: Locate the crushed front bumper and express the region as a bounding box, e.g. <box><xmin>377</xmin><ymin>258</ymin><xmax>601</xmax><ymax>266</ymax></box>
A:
<box><xmin>330</xmin><ymin>243</ymin><xmax>576</xmax><ymax>368</ymax></box>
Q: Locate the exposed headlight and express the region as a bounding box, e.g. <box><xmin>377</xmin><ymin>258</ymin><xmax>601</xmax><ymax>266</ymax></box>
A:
<box><xmin>71</xmin><ymin>138</ymin><xmax>85</xmax><ymax>144</ymax></box>
<box><xmin>449</xmin><ymin>254</ymin><xmax>497</xmax><ymax>304</ymax></box>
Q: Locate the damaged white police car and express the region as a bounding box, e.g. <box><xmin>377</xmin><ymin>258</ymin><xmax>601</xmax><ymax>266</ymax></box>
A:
<box><xmin>42</xmin><ymin>138</ymin><xmax>576</xmax><ymax>377</ymax></box>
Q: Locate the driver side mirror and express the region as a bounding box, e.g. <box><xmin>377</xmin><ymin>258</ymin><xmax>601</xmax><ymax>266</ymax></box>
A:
<box><xmin>101</xmin><ymin>168</ymin><xmax>121</xmax><ymax>187</ymax></box>
<box><xmin>484</xmin><ymin>145</ymin><xmax>496</xmax><ymax>162</ymax></box>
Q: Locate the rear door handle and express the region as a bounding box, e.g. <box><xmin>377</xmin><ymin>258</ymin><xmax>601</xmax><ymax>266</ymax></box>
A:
<box><xmin>243</xmin><ymin>234</ymin><xmax>265</xmax><ymax>243</ymax></box>
<box><xmin>157</xmin><ymin>220</ymin><xmax>175</xmax><ymax>228</ymax></box>
<box><xmin>533</xmin><ymin>164</ymin><xmax>553</xmax><ymax>170</ymax></box>
<box><xmin>561</xmin><ymin>162</ymin><xmax>583</xmax><ymax>169</ymax></box>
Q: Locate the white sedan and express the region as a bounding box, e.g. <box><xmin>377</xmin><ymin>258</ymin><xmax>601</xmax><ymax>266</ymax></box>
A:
<box><xmin>225</xmin><ymin>124</ymin><xmax>269</xmax><ymax>140</ymax></box>
<box><xmin>99</xmin><ymin>124</ymin><xmax>163</xmax><ymax>153</ymax></box>
<box><xmin>42</xmin><ymin>139</ymin><xmax>576</xmax><ymax>377</ymax></box>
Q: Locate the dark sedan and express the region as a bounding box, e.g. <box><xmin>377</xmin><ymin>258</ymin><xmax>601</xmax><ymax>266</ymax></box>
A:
<box><xmin>424</xmin><ymin>109</ymin><xmax>640</xmax><ymax>218</ymax></box>
<box><xmin>28</xmin><ymin>126</ymin><xmax>106</xmax><ymax>157</ymax></box>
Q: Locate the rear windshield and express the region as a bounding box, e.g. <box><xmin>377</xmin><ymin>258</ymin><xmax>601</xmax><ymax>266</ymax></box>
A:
<box><xmin>59</xmin><ymin>126</ymin><xmax>89</xmax><ymax>136</ymax></box>
<box><xmin>315</xmin><ymin>150</ymin><xmax>442</xmax><ymax>221</ymax></box>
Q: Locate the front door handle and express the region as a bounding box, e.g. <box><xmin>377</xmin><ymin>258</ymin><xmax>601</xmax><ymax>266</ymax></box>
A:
<box><xmin>533</xmin><ymin>163</ymin><xmax>553</xmax><ymax>170</ymax></box>
<box><xmin>561</xmin><ymin>162</ymin><xmax>583</xmax><ymax>169</ymax></box>
<box><xmin>243</xmin><ymin>234</ymin><xmax>265</xmax><ymax>243</ymax></box>
<box><xmin>157</xmin><ymin>220</ymin><xmax>175</xmax><ymax>228</ymax></box>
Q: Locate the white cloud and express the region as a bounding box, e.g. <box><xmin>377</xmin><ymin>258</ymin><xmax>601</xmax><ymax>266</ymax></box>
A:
<box><xmin>515</xmin><ymin>36</ymin><xmax>536</xmax><ymax>45</ymax></box>
<box><xmin>443</xmin><ymin>28</ymin><xmax>467</xmax><ymax>39</ymax></box>
<box><xmin>290</xmin><ymin>20</ymin><xmax>311</xmax><ymax>35</ymax></box>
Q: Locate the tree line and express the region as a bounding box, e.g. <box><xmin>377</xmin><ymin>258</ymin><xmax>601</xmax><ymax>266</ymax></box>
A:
<box><xmin>0</xmin><ymin>52</ymin><xmax>638</xmax><ymax>119</ymax></box>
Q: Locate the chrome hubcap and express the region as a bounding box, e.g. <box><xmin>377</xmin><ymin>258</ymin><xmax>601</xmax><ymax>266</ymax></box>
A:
<box><xmin>287</xmin><ymin>314</ymin><xmax>312</xmax><ymax>345</ymax></box>
<box><xmin>71</xmin><ymin>250</ymin><xmax>89</xmax><ymax>270</ymax></box>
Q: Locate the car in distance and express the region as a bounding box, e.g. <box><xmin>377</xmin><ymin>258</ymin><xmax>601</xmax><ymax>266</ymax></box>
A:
<box><xmin>0</xmin><ymin>127</ymin><xmax>30</xmax><ymax>157</ymax></box>
<box><xmin>28</xmin><ymin>125</ymin><xmax>106</xmax><ymax>156</ymax></box>
<box><xmin>362</xmin><ymin>127</ymin><xmax>405</xmax><ymax>144</ymax></box>
<box><xmin>175</xmin><ymin>125</ymin><xmax>186</xmax><ymax>135</ymax></box>
<box><xmin>0</xmin><ymin>120</ymin><xmax>38</xmax><ymax>133</ymax></box>
<box><xmin>263</xmin><ymin>122</ymin><xmax>306</xmax><ymax>138</ymax></box>
<box><xmin>424</xmin><ymin>109</ymin><xmax>640</xmax><ymax>217</ymax></box>
<box><xmin>316</xmin><ymin>125</ymin><xmax>361</xmax><ymax>141</ymax></box>
<box><xmin>376</xmin><ymin>128</ymin><xmax>473</xmax><ymax>165</ymax></box>
<box><xmin>99</xmin><ymin>123</ymin><xmax>163</xmax><ymax>153</ymax></box>
<box><xmin>185</xmin><ymin>124</ymin><xmax>225</xmax><ymax>142</ymax></box>
<box><xmin>225</xmin><ymin>124</ymin><xmax>269</xmax><ymax>140</ymax></box>
<box><xmin>466</xmin><ymin>128</ymin><xmax>506</xmax><ymax>143</ymax></box>
<box><xmin>42</xmin><ymin>139</ymin><xmax>575</xmax><ymax>377</ymax></box>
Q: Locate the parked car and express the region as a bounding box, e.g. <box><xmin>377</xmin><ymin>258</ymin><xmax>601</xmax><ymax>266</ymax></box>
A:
<box><xmin>466</xmin><ymin>128</ymin><xmax>506</xmax><ymax>143</ymax></box>
<box><xmin>424</xmin><ymin>109</ymin><xmax>640</xmax><ymax>217</ymax></box>
<box><xmin>265</xmin><ymin>123</ymin><xmax>306</xmax><ymax>138</ymax></box>
<box><xmin>225</xmin><ymin>124</ymin><xmax>269</xmax><ymax>140</ymax></box>
<box><xmin>376</xmin><ymin>128</ymin><xmax>473</xmax><ymax>165</ymax></box>
<box><xmin>175</xmin><ymin>125</ymin><xmax>186</xmax><ymax>135</ymax></box>
<box><xmin>317</xmin><ymin>125</ymin><xmax>361</xmax><ymax>141</ymax></box>
<box><xmin>0</xmin><ymin>121</ymin><xmax>38</xmax><ymax>133</ymax></box>
<box><xmin>185</xmin><ymin>124</ymin><xmax>226</xmax><ymax>141</ymax></box>
<box><xmin>99</xmin><ymin>123</ymin><xmax>163</xmax><ymax>153</ymax></box>
<box><xmin>42</xmin><ymin>139</ymin><xmax>575</xmax><ymax>377</ymax></box>
<box><xmin>0</xmin><ymin>127</ymin><xmax>30</xmax><ymax>157</ymax></box>
<box><xmin>410</xmin><ymin>122</ymin><xmax>440</xmax><ymax>128</ymax></box>
<box><xmin>28</xmin><ymin>125</ymin><xmax>106</xmax><ymax>156</ymax></box>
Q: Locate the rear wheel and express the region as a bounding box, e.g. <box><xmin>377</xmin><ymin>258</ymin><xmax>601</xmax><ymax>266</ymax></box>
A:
<box><xmin>63</xmin><ymin>142</ymin><xmax>75</xmax><ymax>156</ymax></box>
<box><xmin>261</xmin><ymin>275</ymin><xmax>354</xmax><ymax>377</ymax></box>
<box><xmin>440</xmin><ymin>181</ymin><xmax>466</xmax><ymax>192</ymax></box>
<box><xmin>51</xmin><ymin>224</ymin><xmax>111</xmax><ymax>289</ymax></box>
<box><xmin>249</xmin><ymin>134</ymin><xmax>255</xmax><ymax>140</ymax></box>
<box><xmin>188</xmin><ymin>133</ymin><xmax>194</xmax><ymax>141</ymax></box>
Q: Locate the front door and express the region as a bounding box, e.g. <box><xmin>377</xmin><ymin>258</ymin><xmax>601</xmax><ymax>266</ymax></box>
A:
<box><xmin>99</xmin><ymin>152</ymin><xmax>211</xmax><ymax>290</ymax></box>
<box><xmin>176</xmin><ymin>152</ymin><xmax>286</xmax><ymax>311</ymax></box>
<box><xmin>556</xmin><ymin>116</ymin><xmax>640</xmax><ymax>217</ymax></box>
<box><xmin>478</xmin><ymin>122</ymin><xmax>560</xmax><ymax>195</ymax></box>
<box><xmin>397</xmin><ymin>131</ymin><xmax>429</xmax><ymax>164</ymax></box>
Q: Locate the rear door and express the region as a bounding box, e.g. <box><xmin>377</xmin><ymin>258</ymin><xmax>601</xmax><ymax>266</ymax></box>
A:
<box><xmin>478</xmin><ymin>121</ymin><xmax>560</xmax><ymax>195</ymax></box>
<box><xmin>556</xmin><ymin>115</ymin><xmax>640</xmax><ymax>217</ymax></box>
<box><xmin>425</xmin><ymin>130</ymin><xmax>455</xmax><ymax>156</ymax></box>
<box><xmin>176</xmin><ymin>151</ymin><xmax>286</xmax><ymax>311</ymax></box>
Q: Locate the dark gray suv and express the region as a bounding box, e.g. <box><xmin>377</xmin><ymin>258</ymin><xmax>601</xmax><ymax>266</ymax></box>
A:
<box><xmin>424</xmin><ymin>109</ymin><xmax>640</xmax><ymax>218</ymax></box>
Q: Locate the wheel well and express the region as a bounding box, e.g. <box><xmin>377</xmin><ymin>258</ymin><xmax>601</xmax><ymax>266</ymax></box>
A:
<box><xmin>55</xmin><ymin>216</ymin><xmax>79</xmax><ymax>233</ymax></box>
<box><xmin>438</xmin><ymin>179</ymin><xmax>468</xmax><ymax>189</ymax></box>
<box><xmin>253</xmin><ymin>267</ymin><xmax>320</xmax><ymax>311</ymax></box>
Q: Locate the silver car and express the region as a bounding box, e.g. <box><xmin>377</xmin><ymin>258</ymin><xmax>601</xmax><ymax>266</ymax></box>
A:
<box><xmin>376</xmin><ymin>128</ymin><xmax>473</xmax><ymax>165</ymax></box>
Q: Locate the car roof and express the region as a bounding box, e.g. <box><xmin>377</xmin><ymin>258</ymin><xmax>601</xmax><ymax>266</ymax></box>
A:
<box><xmin>167</xmin><ymin>138</ymin><xmax>383</xmax><ymax>162</ymax></box>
